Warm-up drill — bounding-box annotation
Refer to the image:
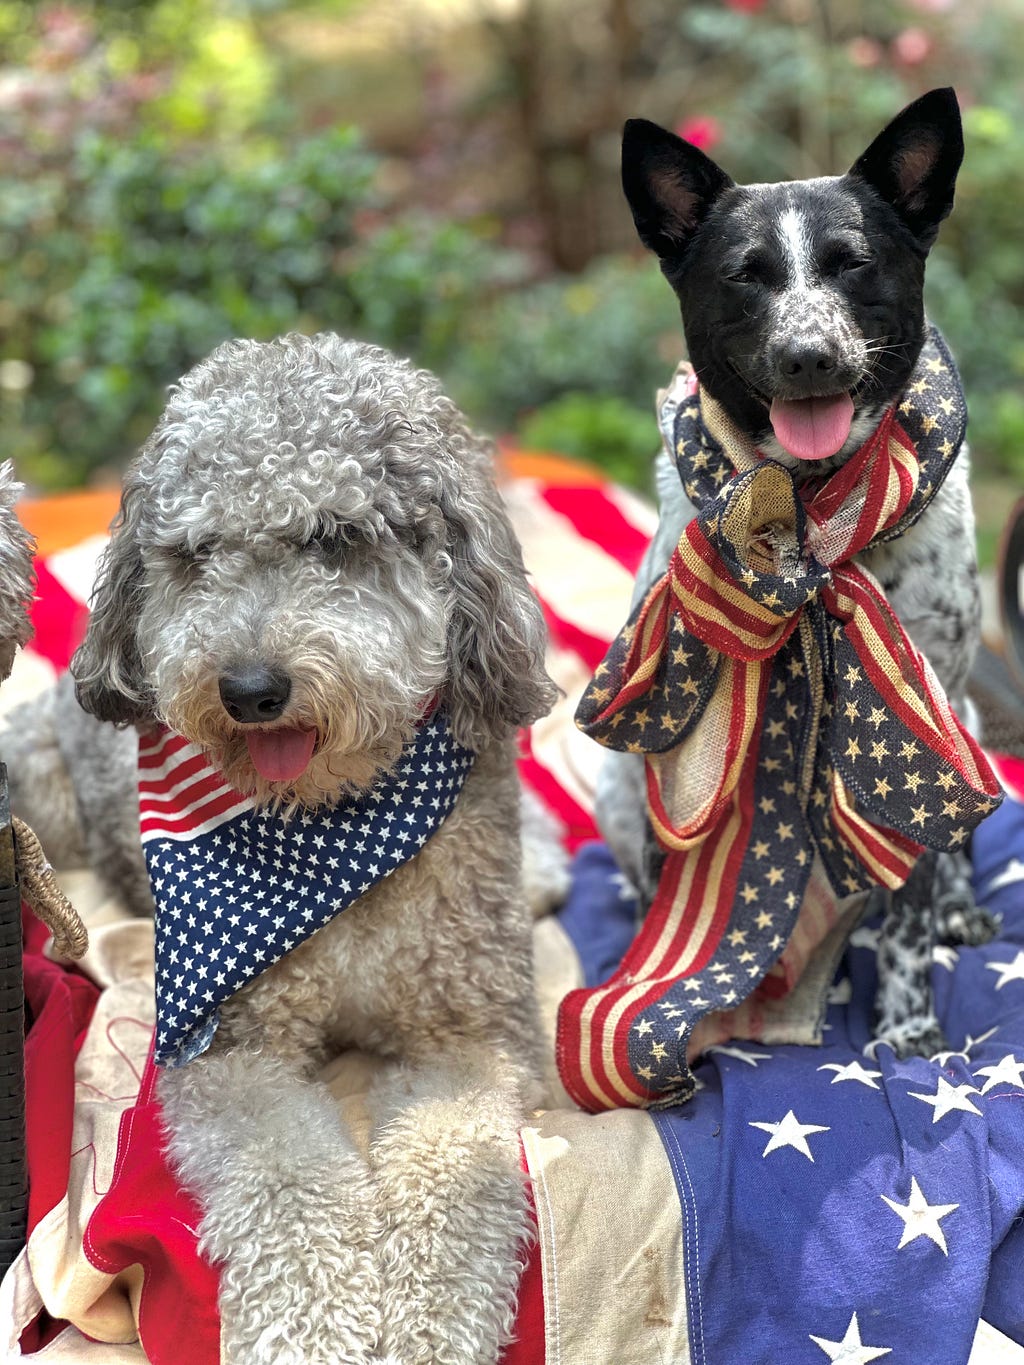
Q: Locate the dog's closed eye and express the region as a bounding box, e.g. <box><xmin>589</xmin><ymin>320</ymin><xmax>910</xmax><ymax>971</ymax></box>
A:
<box><xmin>167</xmin><ymin>541</ymin><xmax>214</xmax><ymax>566</ymax></box>
<box><xmin>302</xmin><ymin>519</ymin><xmax>352</xmax><ymax>558</ymax></box>
<box><xmin>724</xmin><ymin>252</ymin><xmax>776</xmax><ymax>287</ymax></box>
<box><xmin>820</xmin><ymin>244</ymin><xmax>874</xmax><ymax>278</ymax></box>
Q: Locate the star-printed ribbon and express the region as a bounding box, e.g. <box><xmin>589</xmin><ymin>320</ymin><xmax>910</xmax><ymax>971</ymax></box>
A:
<box><xmin>143</xmin><ymin>711</ymin><xmax>474</xmax><ymax>1067</ymax></box>
<box><xmin>557</xmin><ymin>327</ymin><xmax>1002</xmax><ymax>1112</ymax></box>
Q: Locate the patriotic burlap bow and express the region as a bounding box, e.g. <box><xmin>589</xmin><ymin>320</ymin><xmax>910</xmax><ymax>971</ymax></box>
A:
<box><xmin>143</xmin><ymin>710</ymin><xmax>474</xmax><ymax>1067</ymax></box>
<box><xmin>558</xmin><ymin>327</ymin><xmax>1003</xmax><ymax>1113</ymax></box>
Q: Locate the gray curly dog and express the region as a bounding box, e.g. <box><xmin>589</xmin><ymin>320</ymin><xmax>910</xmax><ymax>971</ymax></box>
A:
<box><xmin>66</xmin><ymin>333</ymin><xmax>555</xmax><ymax>1364</ymax></box>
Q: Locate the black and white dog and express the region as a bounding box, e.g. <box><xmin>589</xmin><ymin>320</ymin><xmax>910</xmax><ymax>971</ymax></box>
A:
<box><xmin>598</xmin><ymin>87</ymin><xmax>988</xmax><ymax>1056</ymax></box>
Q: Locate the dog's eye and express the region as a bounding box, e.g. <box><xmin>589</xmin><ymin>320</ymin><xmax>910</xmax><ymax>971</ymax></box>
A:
<box><xmin>824</xmin><ymin>250</ymin><xmax>872</xmax><ymax>277</ymax></box>
<box><xmin>303</xmin><ymin>521</ymin><xmax>350</xmax><ymax>558</ymax></box>
<box><xmin>724</xmin><ymin>254</ymin><xmax>773</xmax><ymax>286</ymax></box>
<box><xmin>169</xmin><ymin>542</ymin><xmax>213</xmax><ymax>565</ymax></box>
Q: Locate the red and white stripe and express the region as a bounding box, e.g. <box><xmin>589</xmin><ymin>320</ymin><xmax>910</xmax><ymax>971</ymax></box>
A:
<box><xmin>504</xmin><ymin>474</ymin><xmax>657</xmax><ymax>846</ymax></box>
<box><xmin>138</xmin><ymin>728</ymin><xmax>251</xmax><ymax>842</ymax></box>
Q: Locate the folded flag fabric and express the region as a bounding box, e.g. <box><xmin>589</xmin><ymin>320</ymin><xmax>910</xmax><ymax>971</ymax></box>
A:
<box><xmin>526</xmin><ymin>778</ymin><xmax>1024</xmax><ymax>1365</ymax></box>
<box><xmin>561</xmin><ymin>327</ymin><xmax>1002</xmax><ymax>1111</ymax></box>
<box><xmin>6</xmin><ymin>463</ymin><xmax>1024</xmax><ymax>1365</ymax></box>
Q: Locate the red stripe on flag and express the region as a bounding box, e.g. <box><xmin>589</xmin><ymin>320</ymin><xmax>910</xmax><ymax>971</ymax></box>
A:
<box><xmin>499</xmin><ymin>1162</ymin><xmax>544</xmax><ymax>1365</ymax></box>
<box><xmin>85</xmin><ymin>1053</ymin><xmax>221</xmax><ymax>1365</ymax></box>
<box><xmin>140</xmin><ymin>788</ymin><xmax>245</xmax><ymax>838</ymax></box>
<box><xmin>140</xmin><ymin>769</ymin><xmax>231</xmax><ymax>817</ymax></box>
<box><xmin>139</xmin><ymin>732</ymin><xmax>192</xmax><ymax>768</ymax></box>
<box><xmin>30</xmin><ymin>560</ymin><xmax>89</xmax><ymax>672</ymax></box>
<box><xmin>994</xmin><ymin>752</ymin><xmax>1024</xmax><ymax>802</ymax></box>
<box><xmin>536</xmin><ymin>594</ymin><xmax>615</xmax><ymax>673</ymax></box>
<box><xmin>139</xmin><ymin>752</ymin><xmax>213</xmax><ymax>799</ymax></box>
<box><xmin>540</xmin><ymin>485</ymin><xmax>651</xmax><ymax>575</ymax></box>
<box><xmin>517</xmin><ymin>730</ymin><xmax>597</xmax><ymax>850</ymax></box>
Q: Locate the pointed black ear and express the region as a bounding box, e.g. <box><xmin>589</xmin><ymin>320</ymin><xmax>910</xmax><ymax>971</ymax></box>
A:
<box><xmin>621</xmin><ymin>118</ymin><xmax>734</xmax><ymax>260</ymax></box>
<box><xmin>848</xmin><ymin>87</ymin><xmax>963</xmax><ymax>249</ymax></box>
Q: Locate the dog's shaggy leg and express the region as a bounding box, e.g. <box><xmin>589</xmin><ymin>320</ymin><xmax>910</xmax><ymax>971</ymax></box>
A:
<box><xmin>873</xmin><ymin>851</ymin><xmax>946</xmax><ymax>1059</ymax></box>
<box><xmin>370</xmin><ymin>1050</ymin><xmax>533</xmax><ymax>1365</ymax></box>
<box><xmin>158</xmin><ymin>1050</ymin><xmax>382</xmax><ymax>1365</ymax></box>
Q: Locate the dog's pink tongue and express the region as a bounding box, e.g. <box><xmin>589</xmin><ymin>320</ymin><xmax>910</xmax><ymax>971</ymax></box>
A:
<box><xmin>769</xmin><ymin>392</ymin><xmax>855</xmax><ymax>461</ymax></box>
<box><xmin>244</xmin><ymin>728</ymin><xmax>316</xmax><ymax>782</ymax></box>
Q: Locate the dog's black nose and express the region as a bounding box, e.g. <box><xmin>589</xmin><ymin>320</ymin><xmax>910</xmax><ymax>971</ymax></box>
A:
<box><xmin>776</xmin><ymin>339</ymin><xmax>838</xmax><ymax>380</ymax></box>
<box><xmin>218</xmin><ymin>667</ymin><xmax>292</xmax><ymax>724</ymax></box>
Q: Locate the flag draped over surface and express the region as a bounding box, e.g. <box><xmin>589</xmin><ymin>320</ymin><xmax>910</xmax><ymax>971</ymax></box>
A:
<box><xmin>7</xmin><ymin>464</ymin><xmax>1024</xmax><ymax>1365</ymax></box>
<box><xmin>142</xmin><ymin>712</ymin><xmax>475</xmax><ymax>1067</ymax></box>
<box><xmin>558</xmin><ymin>328</ymin><xmax>1003</xmax><ymax>1113</ymax></box>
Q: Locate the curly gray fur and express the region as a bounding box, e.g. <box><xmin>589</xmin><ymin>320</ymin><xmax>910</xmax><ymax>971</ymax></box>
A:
<box><xmin>2</xmin><ymin>672</ymin><xmax>153</xmax><ymax>916</ymax></box>
<box><xmin>0</xmin><ymin>462</ymin><xmax>35</xmax><ymax>684</ymax></box>
<box><xmin>69</xmin><ymin>334</ymin><xmax>555</xmax><ymax>1363</ymax></box>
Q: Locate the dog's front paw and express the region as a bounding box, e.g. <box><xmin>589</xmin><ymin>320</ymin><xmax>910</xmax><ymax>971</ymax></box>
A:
<box><xmin>938</xmin><ymin>898</ymin><xmax>1000</xmax><ymax>947</ymax></box>
<box><xmin>216</xmin><ymin>1164</ymin><xmax>383</xmax><ymax>1365</ymax></box>
<box><xmin>371</xmin><ymin>1069</ymin><xmax>531</xmax><ymax>1365</ymax></box>
<box><xmin>159</xmin><ymin>1054</ymin><xmax>383</xmax><ymax>1365</ymax></box>
<box><xmin>870</xmin><ymin>1016</ymin><xmax>946</xmax><ymax>1061</ymax></box>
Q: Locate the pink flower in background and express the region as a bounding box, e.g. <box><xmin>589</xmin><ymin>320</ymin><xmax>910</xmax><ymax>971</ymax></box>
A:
<box><xmin>676</xmin><ymin>116</ymin><xmax>722</xmax><ymax>151</ymax></box>
<box><xmin>892</xmin><ymin>26</ymin><xmax>933</xmax><ymax>65</ymax></box>
<box><xmin>724</xmin><ymin>0</ymin><xmax>766</xmax><ymax>11</ymax></box>
<box><xmin>847</xmin><ymin>36</ymin><xmax>884</xmax><ymax>68</ymax></box>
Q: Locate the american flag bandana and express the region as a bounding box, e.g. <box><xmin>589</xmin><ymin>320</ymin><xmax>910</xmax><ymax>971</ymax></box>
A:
<box><xmin>141</xmin><ymin>712</ymin><xmax>475</xmax><ymax>1068</ymax></box>
<box><xmin>559</xmin><ymin>327</ymin><xmax>1003</xmax><ymax>1113</ymax></box>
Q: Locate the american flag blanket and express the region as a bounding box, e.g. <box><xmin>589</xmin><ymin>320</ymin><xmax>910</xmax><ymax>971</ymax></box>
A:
<box><xmin>4</xmin><ymin>459</ymin><xmax>1024</xmax><ymax>1364</ymax></box>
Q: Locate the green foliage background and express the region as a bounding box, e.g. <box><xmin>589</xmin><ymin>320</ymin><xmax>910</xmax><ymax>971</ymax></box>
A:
<box><xmin>1</xmin><ymin>0</ymin><xmax>1022</xmax><ymax>511</ymax></box>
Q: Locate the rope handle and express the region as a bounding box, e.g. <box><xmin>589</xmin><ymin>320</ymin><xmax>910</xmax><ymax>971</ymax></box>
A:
<box><xmin>13</xmin><ymin>817</ymin><xmax>88</xmax><ymax>960</ymax></box>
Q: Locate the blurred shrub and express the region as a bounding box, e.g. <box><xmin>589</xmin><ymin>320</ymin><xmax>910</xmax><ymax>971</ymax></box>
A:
<box><xmin>0</xmin><ymin>115</ymin><xmax>536</xmax><ymax>485</ymax></box>
<box><xmin>924</xmin><ymin>100</ymin><xmax>1024</xmax><ymax>481</ymax></box>
<box><xmin>343</xmin><ymin>216</ymin><xmax>528</xmax><ymax>377</ymax></box>
<box><xmin>4</xmin><ymin>0</ymin><xmax>1024</xmax><ymax>498</ymax></box>
<box><xmin>1</xmin><ymin>127</ymin><xmax>379</xmax><ymax>482</ymax></box>
<box><xmin>451</xmin><ymin>255</ymin><xmax>680</xmax><ymax>433</ymax></box>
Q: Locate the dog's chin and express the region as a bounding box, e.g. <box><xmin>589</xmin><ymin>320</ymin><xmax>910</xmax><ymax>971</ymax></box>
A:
<box><xmin>726</xmin><ymin>364</ymin><xmax>891</xmax><ymax>477</ymax></box>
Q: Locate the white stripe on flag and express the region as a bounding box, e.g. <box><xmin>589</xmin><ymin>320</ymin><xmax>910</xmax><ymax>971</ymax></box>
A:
<box><xmin>141</xmin><ymin>794</ymin><xmax>254</xmax><ymax>844</ymax></box>
<box><xmin>530</xmin><ymin>643</ymin><xmax>605</xmax><ymax>819</ymax></box>
<box><xmin>503</xmin><ymin>480</ymin><xmax>637</xmax><ymax>642</ymax></box>
<box><xmin>44</xmin><ymin>534</ymin><xmax>110</xmax><ymax>607</ymax></box>
<box><xmin>602</xmin><ymin>482</ymin><xmax>660</xmax><ymax>539</ymax></box>
<box><xmin>522</xmin><ymin>1109</ymin><xmax>691</xmax><ymax>1363</ymax></box>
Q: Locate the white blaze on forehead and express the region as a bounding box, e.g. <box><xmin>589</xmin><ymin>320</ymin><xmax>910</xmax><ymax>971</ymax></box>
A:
<box><xmin>778</xmin><ymin>206</ymin><xmax>814</xmax><ymax>292</ymax></box>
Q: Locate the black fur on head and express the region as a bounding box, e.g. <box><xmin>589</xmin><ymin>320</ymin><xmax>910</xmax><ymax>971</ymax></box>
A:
<box><xmin>621</xmin><ymin>88</ymin><xmax>964</xmax><ymax>467</ymax></box>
